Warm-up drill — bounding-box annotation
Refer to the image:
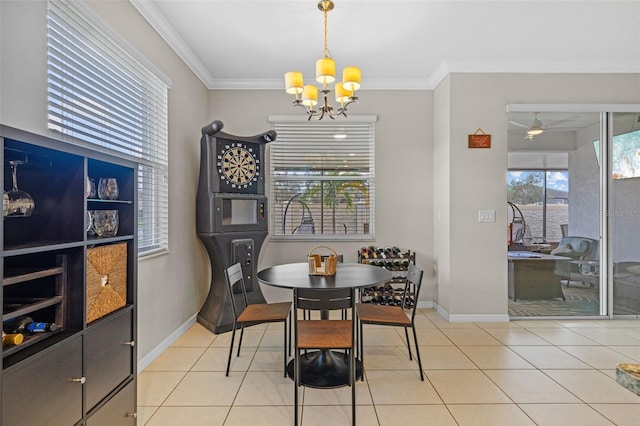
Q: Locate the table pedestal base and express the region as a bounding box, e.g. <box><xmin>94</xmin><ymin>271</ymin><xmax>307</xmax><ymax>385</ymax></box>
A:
<box><xmin>287</xmin><ymin>349</ymin><xmax>362</xmax><ymax>388</ymax></box>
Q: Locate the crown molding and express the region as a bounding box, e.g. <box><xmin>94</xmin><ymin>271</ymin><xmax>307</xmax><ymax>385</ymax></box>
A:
<box><xmin>129</xmin><ymin>0</ymin><xmax>216</xmax><ymax>88</ymax></box>
<box><xmin>131</xmin><ymin>1</ymin><xmax>640</xmax><ymax>92</ymax></box>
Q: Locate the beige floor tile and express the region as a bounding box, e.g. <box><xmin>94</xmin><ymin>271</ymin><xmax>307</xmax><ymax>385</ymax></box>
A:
<box><xmin>432</xmin><ymin>321</ymin><xmax>479</xmax><ymax>329</ymax></box>
<box><xmin>170</xmin><ymin>322</ymin><xmax>216</xmax><ymax>347</ymax></box>
<box><xmin>362</xmin><ymin>345</ymin><xmax>420</xmax><ymax>371</ymax></box>
<box><xmin>440</xmin><ymin>328</ymin><xmax>503</xmax><ymax>346</ymax></box>
<box><xmin>426</xmin><ymin>370</ymin><xmax>511</xmax><ymax>404</ymax></box>
<box><xmin>421</xmin><ymin>345</ymin><xmax>477</xmax><ymax>370</ymax></box>
<box><xmin>477</xmin><ymin>321</ymin><xmax>525</xmax><ymax>329</ymax></box>
<box><xmin>412</xmin><ymin>314</ymin><xmax>437</xmax><ymax>329</ymax></box>
<box><xmin>376</xmin><ymin>404</ymin><xmax>457</xmax><ymax>426</ymax></box>
<box><xmin>260</xmin><ymin>326</ymin><xmax>289</xmax><ymax>347</ymax></box>
<box><xmin>590</xmin><ymin>403</ymin><xmax>640</xmax><ymax>426</ymax></box>
<box><xmin>136</xmin><ymin>406</ymin><xmax>158</xmax><ymax>425</ymax></box>
<box><xmin>225</xmin><ymin>405</ymin><xmax>293</xmax><ymax>426</ymax></box>
<box><xmin>616</xmin><ymin>327</ymin><xmax>640</xmax><ymax>340</ymax></box>
<box><xmin>571</xmin><ymin>328</ymin><xmax>640</xmax><ymax>345</ymax></box>
<box><xmin>301</xmin><ymin>404</ymin><xmax>378</xmax><ymax>426</ymax></box>
<box><xmin>302</xmin><ymin>380</ymin><xmax>372</xmax><ymax>405</ymax></box>
<box><xmin>415</xmin><ymin>327</ymin><xmax>454</xmax><ymax>346</ymax></box>
<box><xmin>137</xmin><ymin>371</ymin><xmax>186</xmax><ymax>406</ymax></box>
<box><xmin>484</xmin><ymin>369</ymin><xmax>581</xmax><ymax>403</ymax></box>
<box><xmin>145</xmin><ymin>406</ymin><xmax>229</xmax><ymax>426</ymax></box>
<box><xmin>234</xmin><ymin>371</ymin><xmax>293</xmax><ymax>406</ymax></box>
<box><xmin>359</xmin><ymin>327</ymin><xmax>407</xmax><ymax>346</ymax></box>
<box><xmin>163</xmin><ymin>371</ymin><xmax>243</xmax><ymax>406</ymax></box>
<box><xmin>367</xmin><ymin>370</ymin><xmax>442</xmax><ymax>404</ymax></box>
<box><xmin>528</xmin><ymin>327</ymin><xmax>599</xmax><ymax>345</ymax></box>
<box><xmin>518</xmin><ymin>403</ymin><xmax>615</xmax><ymax>426</ymax></box>
<box><xmin>447</xmin><ymin>404</ymin><xmax>536</xmax><ymax>426</ymax></box>
<box><xmin>144</xmin><ymin>347</ymin><xmax>206</xmax><ymax>372</ymax></box>
<box><xmin>559</xmin><ymin>345</ymin><xmax>638</xmax><ymax>369</ymax></box>
<box><xmin>210</xmin><ymin>328</ymin><xmax>265</xmax><ymax>348</ymax></box>
<box><xmin>191</xmin><ymin>346</ymin><xmax>256</xmax><ymax>373</ymax></box>
<box><xmin>599</xmin><ymin>369</ymin><xmax>617</xmax><ymax>380</ymax></box>
<box><xmin>458</xmin><ymin>345</ymin><xmax>534</xmax><ymax>369</ymax></box>
<box><xmin>508</xmin><ymin>345</ymin><xmax>591</xmax><ymax>369</ymax></box>
<box><xmin>248</xmin><ymin>345</ymin><xmax>287</xmax><ymax>372</ymax></box>
<box><xmin>608</xmin><ymin>345</ymin><xmax>640</xmax><ymax>361</ymax></box>
<box><xmin>543</xmin><ymin>369</ymin><xmax>640</xmax><ymax>403</ymax></box>
<box><xmin>484</xmin><ymin>328</ymin><xmax>551</xmax><ymax>345</ymax></box>
<box><xmin>514</xmin><ymin>320</ymin><xmax>563</xmax><ymax>329</ymax></box>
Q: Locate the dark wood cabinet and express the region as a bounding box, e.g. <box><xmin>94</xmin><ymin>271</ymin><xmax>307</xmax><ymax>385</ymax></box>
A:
<box><xmin>1</xmin><ymin>125</ymin><xmax>138</xmax><ymax>425</ymax></box>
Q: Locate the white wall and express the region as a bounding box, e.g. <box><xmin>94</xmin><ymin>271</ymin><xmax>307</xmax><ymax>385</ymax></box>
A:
<box><xmin>435</xmin><ymin>73</ymin><xmax>640</xmax><ymax>320</ymax></box>
<box><xmin>207</xmin><ymin>90</ymin><xmax>435</xmax><ymax>304</ymax></box>
<box><xmin>0</xmin><ymin>0</ymin><xmax>211</xmax><ymax>363</ymax></box>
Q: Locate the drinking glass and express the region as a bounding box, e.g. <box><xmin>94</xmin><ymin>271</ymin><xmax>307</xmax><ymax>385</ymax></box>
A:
<box><xmin>98</xmin><ymin>178</ymin><xmax>119</xmax><ymax>200</ymax></box>
<box><xmin>6</xmin><ymin>160</ymin><xmax>35</xmax><ymax>217</ymax></box>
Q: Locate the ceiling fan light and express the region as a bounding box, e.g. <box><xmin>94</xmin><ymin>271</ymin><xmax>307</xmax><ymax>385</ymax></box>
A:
<box><xmin>284</xmin><ymin>71</ymin><xmax>304</xmax><ymax>94</ymax></box>
<box><xmin>527</xmin><ymin>128</ymin><xmax>544</xmax><ymax>136</ymax></box>
<box><xmin>316</xmin><ymin>58</ymin><xmax>336</xmax><ymax>84</ymax></box>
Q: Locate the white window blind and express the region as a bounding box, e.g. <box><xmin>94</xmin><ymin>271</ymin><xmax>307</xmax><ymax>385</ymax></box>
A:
<box><xmin>47</xmin><ymin>0</ymin><xmax>169</xmax><ymax>255</ymax></box>
<box><xmin>269</xmin><ymin>117</ymin><xmax>376</xmax><ymax>240</ymax></box>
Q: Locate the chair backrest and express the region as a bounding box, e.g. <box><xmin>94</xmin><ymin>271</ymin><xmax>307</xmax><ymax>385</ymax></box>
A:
<box><xmin>224</xmin><ymin>263</ymin><xmax>248</xmax><ymax>319</ymax></box>
<box><xmin>403</xmin><ymin>263</ymin><xmax>424</xmax><ymax>324</ymax></box>
<box><xmin>294</xmin><ymin>287</ymin><xmax>353</xmax><ymax>311</ymax></box>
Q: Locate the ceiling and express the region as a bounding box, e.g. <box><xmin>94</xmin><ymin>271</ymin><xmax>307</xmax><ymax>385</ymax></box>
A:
<box><xmin>130</xmin><ymin>0</ymin><xmax>640</xmax><ymax>91</ymax></box>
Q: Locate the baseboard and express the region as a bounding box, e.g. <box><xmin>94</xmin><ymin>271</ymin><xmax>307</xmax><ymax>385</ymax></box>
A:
<box><xmin>432</xmin><ymin>303</ymin><xmax>509</xmax><ymax>322</ymax></box>
<box><xmin>416</xmin><ymin>300</ymin><xmax>434</xmax><ymax>309</ymax></box>
<box><xmin>138</xmin><ymin>314</ymin><xmax>198</xmax><ymax>372</ymax></box>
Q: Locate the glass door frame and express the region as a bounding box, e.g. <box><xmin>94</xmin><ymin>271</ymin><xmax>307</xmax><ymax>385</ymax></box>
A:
<box><xmin>507</xmin><ymin>103</ymin><xmax>640</xmax><ymax>319</ymax></box>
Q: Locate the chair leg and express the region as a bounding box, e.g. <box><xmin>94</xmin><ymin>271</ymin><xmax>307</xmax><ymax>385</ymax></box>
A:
<box><xmin>411</xmin><ymin>325</ymin><xmax>424</xmax><ymax>381</ymax></box>
<box><xmin>226</xmin><ymin>321</ymin><xmax>237</xmax><ymax>376</ymax></box>
<box><xmin>359</xmin><ymin>320</ymin><xmax>365</xmax><ymax>381</ymax></box>
<box><xmin>237</xmin><ymin>323</ymin><xmax>245</xmax><ymax>357</ymax></box>
<box><xmin>404</xmin><ymin>327</ymin><xmax>413</xmax><ymax>360</ymax></box>
<box><xmin>283</xmin><ymin>319</ymin><xmax>288</xmax><ymax>377</ymax></box>
<box><xmin>294</xmin><ymin>348</ymin><xmax>300</xmax><ymax>426</ymax></box>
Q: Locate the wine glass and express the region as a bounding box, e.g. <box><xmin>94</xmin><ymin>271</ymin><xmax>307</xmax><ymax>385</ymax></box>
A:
<box><xmin>6</xmin><ymin>160</ymin><xmax>35</xmax><ymax>217</ymax></box>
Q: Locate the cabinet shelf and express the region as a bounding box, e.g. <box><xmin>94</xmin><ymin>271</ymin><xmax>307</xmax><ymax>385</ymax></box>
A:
<box><xmin>2</xmin><ymin>329</ymin><xmax>63</xmax><ymax>358</ymax></box>
<box><xmin>3</xmin><ymin>296</ymin><xmax>64</xmax><ymax>321</ymax></box>
<box><xmin>3</xmin><ymin>241</ymin><xmax>84</xmax><ymax>257</ymax></box>
<box><xmin>87</xmin><ymin>199</ymin><xmax>133</xmax><ymax>205</ymax></box>
<box><xmin>3</xmin><ymin>266</ymin><xmax>65</xmax><ymax>286</ymax></box>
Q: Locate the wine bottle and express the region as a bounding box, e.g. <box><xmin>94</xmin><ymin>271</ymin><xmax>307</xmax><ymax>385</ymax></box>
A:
<box><xmin>3</xmin><ymin>316</ymin><xmax>34</xmax><ymax>334</ymax></box>
<box><xmin>360</xmin><ymin>247</ymin><xmax>369</xmax><ymax>259</ymax></box>
<box><xmin>26</xmin><ymin>322</ymin><xmax>58</xmax><ymax>333</ymax></box>
<box><xmin>368</xmin><ymin>245</ymin><xmax>378</xmax><ymax>258</ymax></box>
<box><xmin>2</xmin><ymin>332</ymin><xmax>24</xmax><ymax>346</ymax></box>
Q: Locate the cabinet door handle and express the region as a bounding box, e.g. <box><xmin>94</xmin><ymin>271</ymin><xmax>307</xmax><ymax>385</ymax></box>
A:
<box><xmin>70</xmin><ymin>376</ymin><xmax>86</xmax><ymax>384</ymax></box>
<box><xmin>123</xmin><ymin>340</ymin><xmax>136</xmax><ymax>347</ymax></box>
<box><xmin>126</xmin><ymin>412</ymin><xmax>137</xmax><ymax>418</ymax></box>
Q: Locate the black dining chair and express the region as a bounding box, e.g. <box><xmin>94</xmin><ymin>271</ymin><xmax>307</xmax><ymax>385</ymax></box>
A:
<box><xmin>356</xmin><ymin>263</ymin><xmax>425</xmax><ymax>381</ymax></box>
<box><xmin>224</xmin><ymin>262</ymin><xmax>292</xmax><ymax>377</ymax></box>
<box><xmin>293</xmin><ymin>287</ymin><xmax>357</xmax><ymax>426</ymax></box>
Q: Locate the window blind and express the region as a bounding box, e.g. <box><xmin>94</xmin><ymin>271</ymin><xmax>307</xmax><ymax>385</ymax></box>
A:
<box><xmin>269</xmin><ymin>118</ymin><xmax>376</xmax><ymax>240</ymax></box>
<box><xmin>47</xmin><ymin>0</ymin><xmax>169</xmax><ymax>255</ymax></box>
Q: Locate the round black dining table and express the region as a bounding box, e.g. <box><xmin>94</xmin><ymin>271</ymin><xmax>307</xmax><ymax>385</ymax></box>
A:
<box><xmin>257</xmin><ymin>262</ymin><xmax>392</xmax><ymax>388</ymax></box>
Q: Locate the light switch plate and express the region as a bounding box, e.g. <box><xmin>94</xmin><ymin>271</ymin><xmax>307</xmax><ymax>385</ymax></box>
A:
<box><xmin>478</xmin><ymin>210</ymin><xmax>496</xmax><ymax>222</ymax></box>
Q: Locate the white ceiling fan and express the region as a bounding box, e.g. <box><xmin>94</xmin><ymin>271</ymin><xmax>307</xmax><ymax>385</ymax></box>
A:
<box><xmin>509</xmin><ymin>112</ymin><xmax>582</xmax><ymax>140</ymax></box>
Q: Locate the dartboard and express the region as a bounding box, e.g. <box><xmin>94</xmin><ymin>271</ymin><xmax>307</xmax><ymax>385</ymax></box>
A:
<box><xmin>217</xmin><ymin>141</ymin><xmax>260</xmax><ymax>192</ymax></box>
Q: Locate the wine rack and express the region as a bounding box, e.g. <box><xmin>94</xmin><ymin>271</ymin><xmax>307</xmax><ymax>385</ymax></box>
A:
<box><xmin>1</xmin><ymin>125</ymin><xmax>138</xmax><ymax>425</ymax></box>
<box><xmin>358</xmin><ymin>246</ymin><xmax>416</xmax><ymax>307</ymax></box>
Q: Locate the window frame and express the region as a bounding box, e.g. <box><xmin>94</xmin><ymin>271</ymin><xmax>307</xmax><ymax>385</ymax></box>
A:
<box><xmin>268</xmin><ymin>115</ymin><xmax>377</xmax><ymax>242</ymax></box>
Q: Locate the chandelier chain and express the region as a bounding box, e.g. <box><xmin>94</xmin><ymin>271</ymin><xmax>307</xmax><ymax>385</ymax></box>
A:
<box><xmin>323</xmin><ymin>4</ymin><xmax>329</xmax><ymax>58</ymax></box>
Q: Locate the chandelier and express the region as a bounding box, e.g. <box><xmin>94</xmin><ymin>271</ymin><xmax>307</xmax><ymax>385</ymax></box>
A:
<box><xmin>284</xmin><ymin>0</ymin><xmax>361</xmax><ymax>120</ymax></box>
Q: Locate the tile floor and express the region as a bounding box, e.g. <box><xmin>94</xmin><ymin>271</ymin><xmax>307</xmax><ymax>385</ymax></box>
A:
<box><xmin>137</xmin><ymin>309</ymin><xmax>640</xmax><ymax>425</ymax></box>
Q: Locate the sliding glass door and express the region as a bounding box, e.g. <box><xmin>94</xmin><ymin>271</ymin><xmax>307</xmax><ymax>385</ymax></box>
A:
<box><xmin>610</xmin><ymin>112</ymin><xmax>640</xmax><ymax>315</ymax></box>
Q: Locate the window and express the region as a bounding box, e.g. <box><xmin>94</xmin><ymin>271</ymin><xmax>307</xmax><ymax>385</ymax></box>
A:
<box><xmin>508</xmin><ymin>169</ymin><xmax>569</xmax><ymax>243</ymax></box>
<box><xmin>47</xmin><ymin>0</ymin><xmax>169</xmax><ymax>255</ymax></box>
<box><xmin>269</xmin><ymin>116</ymin><xmax>376</xmax><ymax>240</ymax></box>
